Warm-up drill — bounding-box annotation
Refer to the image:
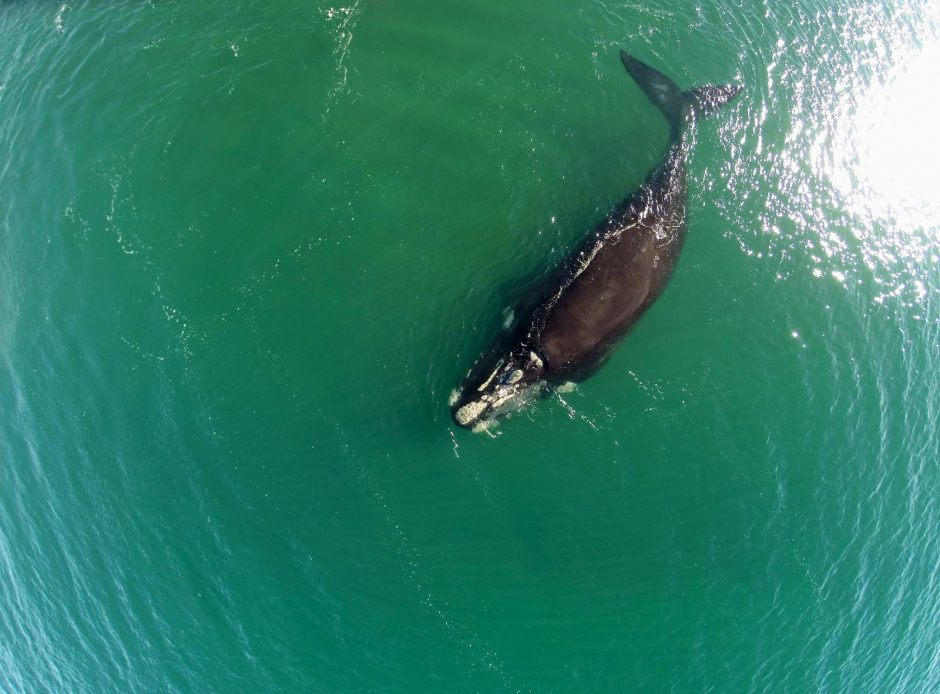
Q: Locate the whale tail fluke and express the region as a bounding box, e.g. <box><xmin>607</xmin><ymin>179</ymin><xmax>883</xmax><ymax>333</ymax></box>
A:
<box><xmin>686</xmin><ymin>84</ymin><xmax>743</xmax><ymax>118</ymax></box>
<box><xmin>619</xmin><ymin>50</ymin><xmax>741</xmax><ymax>132</ymax></box>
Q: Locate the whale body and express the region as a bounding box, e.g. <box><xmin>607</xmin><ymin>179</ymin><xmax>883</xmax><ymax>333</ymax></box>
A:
<box><xmin>452</xmin><ymin>50</ymin><xmax>741</xmax><ymax>430</ymax></box>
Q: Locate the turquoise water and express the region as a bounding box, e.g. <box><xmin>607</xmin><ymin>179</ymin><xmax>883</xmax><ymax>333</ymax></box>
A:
<box><xmin>1</xmin><ymin>0</ymin><xmax>938</xmax><ymax>691</ymax></box>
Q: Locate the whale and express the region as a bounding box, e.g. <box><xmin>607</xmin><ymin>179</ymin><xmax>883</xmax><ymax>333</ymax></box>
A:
<box><xmin>451</xmin><ymin>50</ymin><xmax>741</xmax><ymax>430</ymax></box>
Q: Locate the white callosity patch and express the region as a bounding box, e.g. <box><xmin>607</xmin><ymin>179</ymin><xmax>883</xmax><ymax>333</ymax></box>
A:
<box><xmin>476</xmin><ymin>360</ymin><xmax>504</xmax><ymax>393</ymax></box>
<box><xmin>488</xmin><ymin>387</ymin><xmax>520</xmax><ymax>411</ymax></box>
<box><xmin>456</xmin><ymin>376</ymin><xmax>541</xmax><ymax>429</ymax></box>
<box><xmin>454</xmin><ymin>400</ymin><xmax>487</xmax><ymax>427</ymax></box>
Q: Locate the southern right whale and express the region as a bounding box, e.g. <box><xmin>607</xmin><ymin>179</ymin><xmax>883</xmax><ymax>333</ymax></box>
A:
<box><xmin>451</xmin><ymin>50</ymin><xmax>741</xmax><ymax>430</ymax></box>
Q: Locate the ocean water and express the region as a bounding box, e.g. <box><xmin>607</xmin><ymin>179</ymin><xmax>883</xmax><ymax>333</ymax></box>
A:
<box><xmin>1</xmin><ymin>0</ymin><xmax>938</xmax><ymax>691</ymax></box>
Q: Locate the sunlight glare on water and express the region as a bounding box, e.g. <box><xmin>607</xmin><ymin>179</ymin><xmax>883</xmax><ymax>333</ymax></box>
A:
<box><xmin>827</xmin><ymin>37</ymin><xmax>940</xmax><ymax>309</ymax></box>
<box><xmin>769</xmin><ymin>12</ymin><xmax>940</xmax><ymax>311</ymax></box>
<box><xmin>835</xmin><ymin>40</ymin><xmax>940</xmax><ymax>229</ymax></box>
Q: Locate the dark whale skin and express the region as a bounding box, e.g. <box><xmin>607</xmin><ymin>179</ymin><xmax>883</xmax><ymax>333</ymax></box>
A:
<box><xmin>534</xmin><ymin>143</ymin><xmax>687</xmax><ymax>381</ymax></box>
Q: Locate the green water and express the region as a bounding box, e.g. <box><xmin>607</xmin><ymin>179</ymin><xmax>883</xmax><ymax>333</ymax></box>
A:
<box><xmin>1</xmin><ymin>0</ymin><xmax>938</xmax><ymax>691</ymax></box>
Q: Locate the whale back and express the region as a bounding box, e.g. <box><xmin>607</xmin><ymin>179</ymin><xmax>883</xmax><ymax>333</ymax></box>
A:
<box><xmin>531</xmin><ymin>55</ymin><xmax>742</xmax><ymax>377</ymax></box>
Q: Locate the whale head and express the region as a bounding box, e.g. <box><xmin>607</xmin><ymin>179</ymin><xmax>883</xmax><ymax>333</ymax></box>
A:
<box><xmin>451</xmin><ymin>346</ymin><xmax>548</xmax><ymax>430</ymax></box>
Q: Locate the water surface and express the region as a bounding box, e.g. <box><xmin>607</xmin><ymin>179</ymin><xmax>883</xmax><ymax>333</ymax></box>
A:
<box><xmin>1</xmin><ymin>0</ymin><xmax>938</xmax><ymax>691</ymax></box>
